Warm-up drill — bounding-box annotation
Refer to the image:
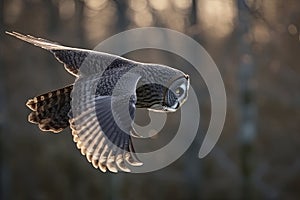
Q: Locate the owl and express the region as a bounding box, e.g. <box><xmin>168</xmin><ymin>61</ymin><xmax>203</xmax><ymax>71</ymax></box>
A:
<box><xmin>7</xmin><ymin>31</ymin><xmax>190</xmax><ymax>173</ymax></box>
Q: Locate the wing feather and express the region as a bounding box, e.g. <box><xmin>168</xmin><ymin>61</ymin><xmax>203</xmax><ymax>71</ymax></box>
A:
<box><xmin>70</xmin><ymin>74</ymin><xmax>143</xmax><ymax>173</ymax></box>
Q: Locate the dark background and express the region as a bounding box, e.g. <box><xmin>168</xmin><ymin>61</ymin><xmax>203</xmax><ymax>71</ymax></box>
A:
<box><xmin>1</xmin><ymin>0</ymin><xmax>300</xmax><ymax>199</ymax></box>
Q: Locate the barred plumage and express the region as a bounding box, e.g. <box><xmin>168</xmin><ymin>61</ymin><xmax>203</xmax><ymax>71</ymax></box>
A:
<box><xmin>26</xmin><ymin>85</ymin><xmax>73</xmax><ymax>133</ymax></box>
<box><xmin>7</xmin><ymin>31</ymin><xmax>190</xmax><ymax>173</ymax></box>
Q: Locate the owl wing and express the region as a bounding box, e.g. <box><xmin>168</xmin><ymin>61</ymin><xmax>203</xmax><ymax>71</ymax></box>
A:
<box><xmin>69</xmin><ymin>73</ymin><xmax>143</xmax><ymax>173</ymax></box>
<box><xmin>6</xmin><ymin>31</ymin><xmax>120</xmax><ymax>76</ymax></box>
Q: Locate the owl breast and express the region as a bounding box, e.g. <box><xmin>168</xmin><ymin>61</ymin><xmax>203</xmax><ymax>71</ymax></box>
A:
<box><xmin>135</xmin><ymin>83</ymin><xmax>166</xmax><ymax>108</ymax></box>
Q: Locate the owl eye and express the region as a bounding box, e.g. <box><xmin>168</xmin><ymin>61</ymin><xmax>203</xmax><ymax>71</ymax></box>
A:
<box><xmin>175</xmin><ymin>87</ymin><xmax>184</xmax><ymax>97</ymax></box>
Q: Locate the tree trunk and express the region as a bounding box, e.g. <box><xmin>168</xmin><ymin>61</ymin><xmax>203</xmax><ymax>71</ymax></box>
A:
<box><xmin>237</xmin><ymin>0</ymin><xmax>257</xmax><ymax>199</ymax></box>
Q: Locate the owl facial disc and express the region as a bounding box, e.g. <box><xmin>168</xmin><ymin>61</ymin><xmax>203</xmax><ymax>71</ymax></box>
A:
<box><xmin>163</xmin><ymin>75</ymin><xmax>189</xmax><ymax>112</ymax></box>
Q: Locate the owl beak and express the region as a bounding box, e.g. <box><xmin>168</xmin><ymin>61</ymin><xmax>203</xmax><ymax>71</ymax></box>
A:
<box><xmin>164</xmin><ymin>107</ymin><xmax>177</xmax><ymax>112</ymax></box>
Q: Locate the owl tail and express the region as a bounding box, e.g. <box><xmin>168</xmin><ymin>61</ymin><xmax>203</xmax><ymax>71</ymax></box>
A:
<box><xmin>26</xmin><ymin>85</ymin><xmax>73</xmax><ymax>133</ymax></box>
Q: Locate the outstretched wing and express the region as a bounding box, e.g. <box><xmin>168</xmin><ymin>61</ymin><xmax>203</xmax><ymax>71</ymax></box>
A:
<box><xmin>70</xmin><ymin>72</ymin><xmax>143</xmax><ymax>173</ymax></box>
<box><xmin>6</xmin><ymin>31</ymin><xmax>126</xmax><ymax>77</ymax></box>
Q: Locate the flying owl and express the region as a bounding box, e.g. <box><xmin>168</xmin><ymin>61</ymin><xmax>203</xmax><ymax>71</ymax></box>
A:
<box><xmin>7</xmin><ymin>31</ymin><xmax>190</xmax><ymax>173</ymax></box>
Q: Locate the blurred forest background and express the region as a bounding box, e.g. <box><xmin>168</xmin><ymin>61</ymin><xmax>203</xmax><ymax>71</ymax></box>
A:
<box><xmin>1</xmin><ymin>0</ymin><xmax>300</xmax><ymax>199</ymax></box>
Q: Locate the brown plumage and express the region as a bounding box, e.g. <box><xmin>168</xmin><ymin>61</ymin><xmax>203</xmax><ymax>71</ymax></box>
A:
<box><xmin>26</xmin><ymin>85</ymin><xmax>73</xmax><ymax>133</ymax></box>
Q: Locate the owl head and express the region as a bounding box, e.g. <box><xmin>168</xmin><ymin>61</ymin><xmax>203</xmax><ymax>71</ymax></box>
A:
<box><xmin>162</xmin><ymin>74</ymin><xmax>189</xmax><ymax>112</ymax></box>
<box><xmin>135</xmin><ymin>64</ymin><xmax>190</xmax><ymax>113</ymax></box>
